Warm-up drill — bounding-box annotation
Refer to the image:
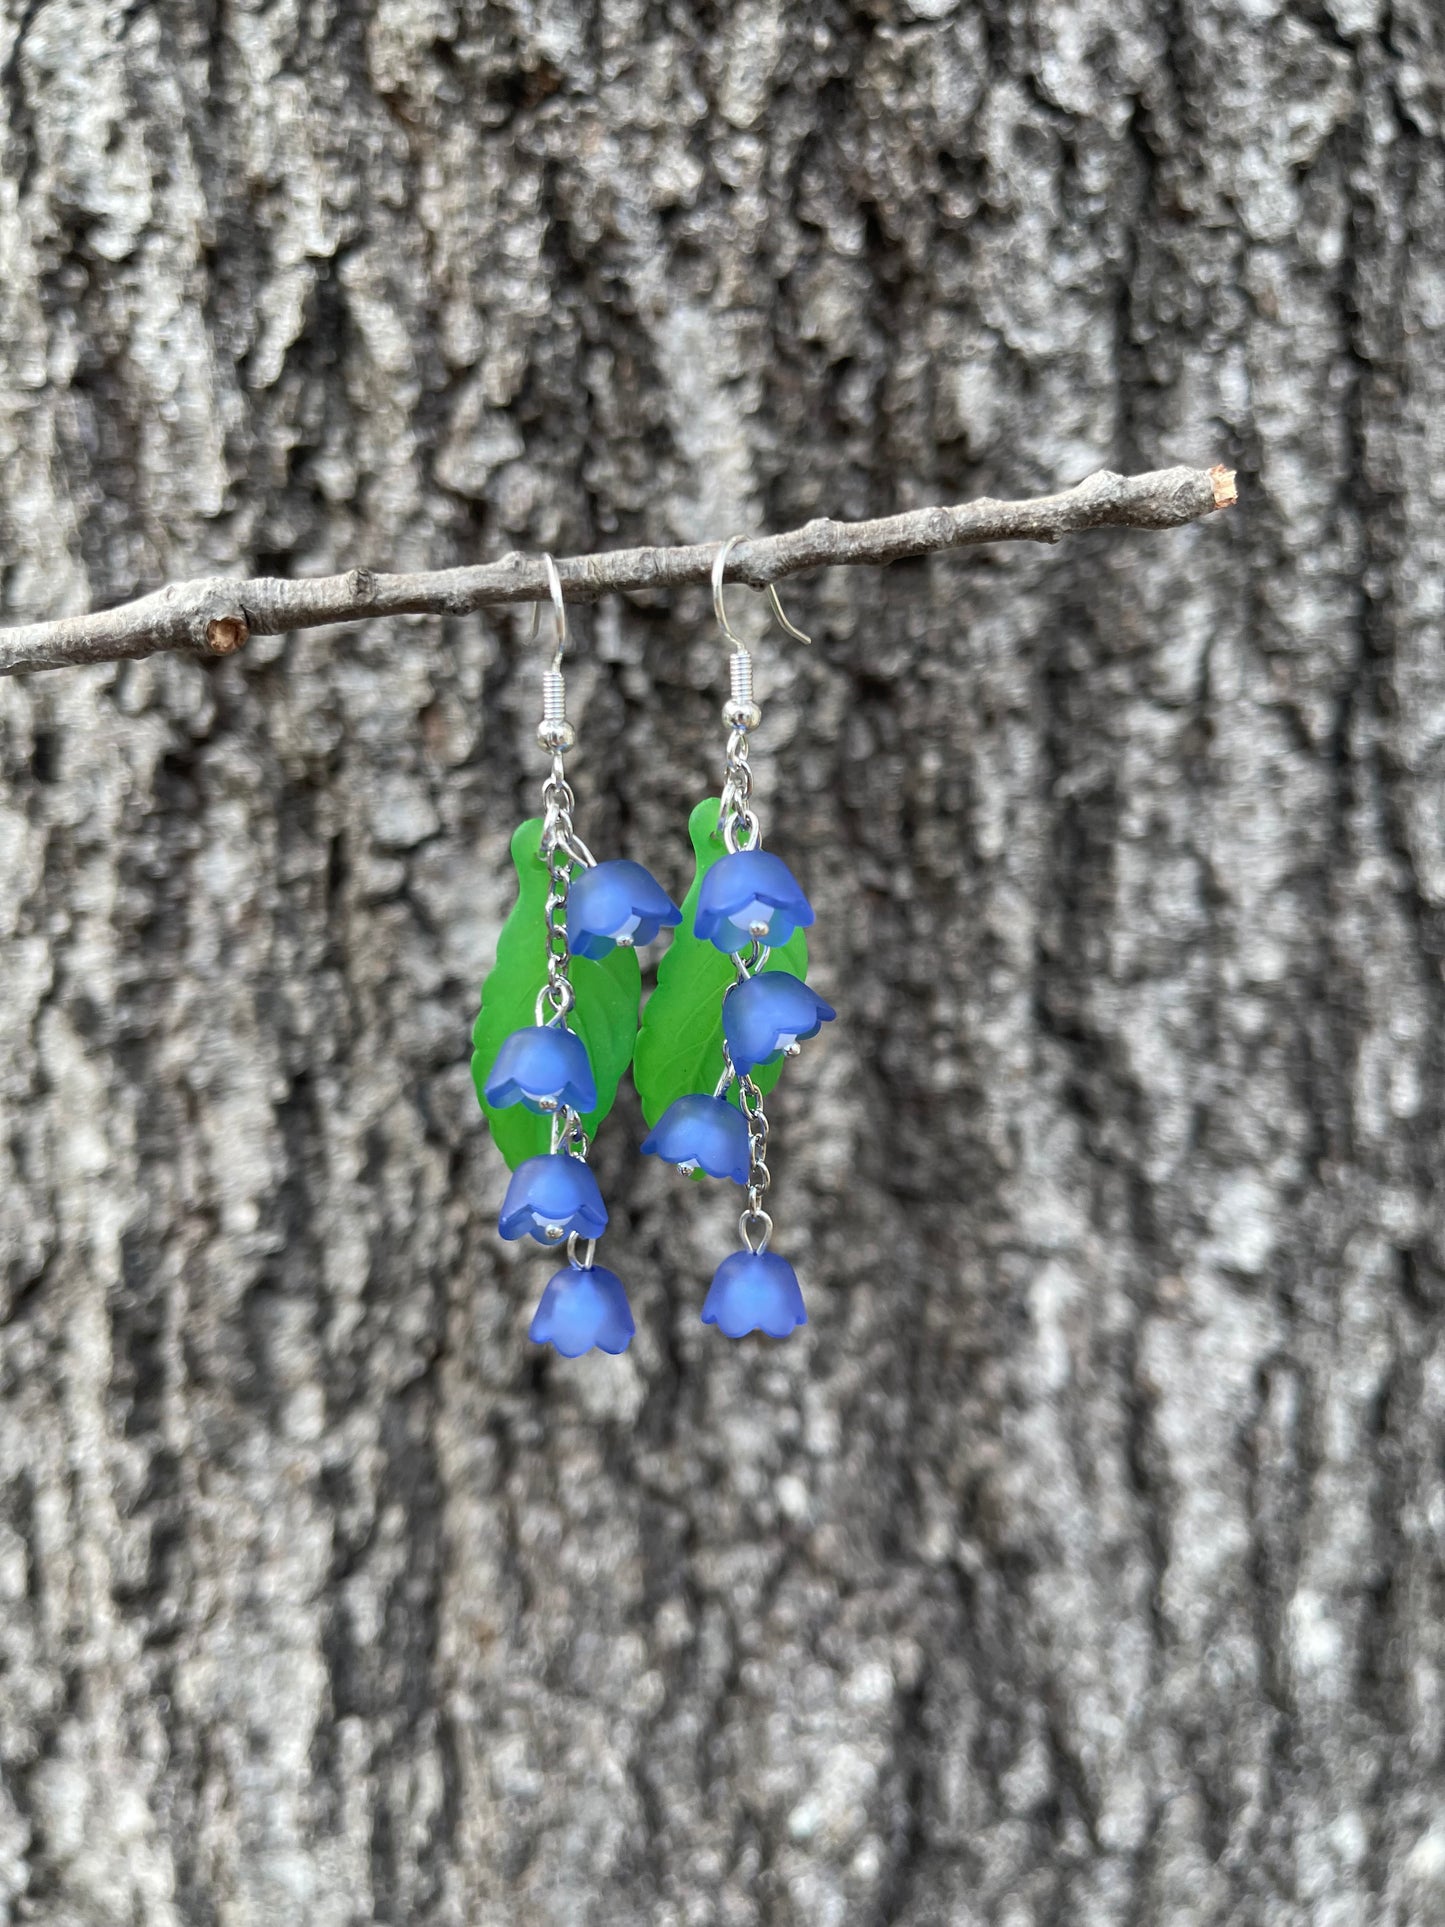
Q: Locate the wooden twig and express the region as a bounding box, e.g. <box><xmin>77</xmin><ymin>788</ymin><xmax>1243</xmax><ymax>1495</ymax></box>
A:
<box><xmin>0</xmin><ymin>465</ymin><xmax>1236</xmax><ymax>677</ymax></box>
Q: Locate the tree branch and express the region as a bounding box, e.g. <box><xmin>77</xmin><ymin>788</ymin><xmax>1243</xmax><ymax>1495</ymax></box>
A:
<box><xmin>0</xmin><ymin>464</ymin><xmax>1236</xmax><ymax>677</ymax></box>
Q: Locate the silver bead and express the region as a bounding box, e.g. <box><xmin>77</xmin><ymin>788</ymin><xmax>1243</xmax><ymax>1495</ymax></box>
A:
<box><xmin>543</xmin><ymin>1222</ymin><xmax>566</xmax><ymax>1242</ymax></box>
<box><xmin>748</xmin><ymin>919</ymin><xmax>771</xmax><ymax>939</ymax></box>
<box><xmin>537</xmin><ymin>718</ymin><xmax>576</xmax><ymax>752</ymax></box>
<box><xmin>723</xmin><ymin>698</ymin><xmax>762</xmax><ymax>730</ymax></box>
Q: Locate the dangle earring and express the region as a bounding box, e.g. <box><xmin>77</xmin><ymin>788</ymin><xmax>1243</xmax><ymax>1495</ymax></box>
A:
<box><xmin>471</xmin><ymin>557</ymin><xmax>682</xmax><ymax>1358</ymax></box>
<box><xmin>633</xmin><ymin>537</ymin><xmax>835</xmax><ymax>1340</ymax></box>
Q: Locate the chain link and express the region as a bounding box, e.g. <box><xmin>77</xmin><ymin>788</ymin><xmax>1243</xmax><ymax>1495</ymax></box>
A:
<box><xmin>719</xmin><ymin>727</ymin><xmax>761</xmax><ymax>853</ymax></box>
<box><xmin>532</xmin><ymin>685</ymin><xmax>595</xmax><ymax>1184</ymax></box>
<box><xmin>548</xmin><ymin>1103</ymin><xmax>590</xmax><ymax>1159</ymax></box>
<box><xmin>536</xmin><ymin>762</ymin><xmax>590</xmax><ymax>1157</ymax></box>
<box><xmin>717</xmin><ymin>694</ymin><xmax>780</xmax><ymax>1252</ymax></box>
<box><xmin>536</xmin><ymin>755</ymin><xmax>581</xmax><ymax>1025</ymax></box>
<box><xmin>736</xmin><ymin>1073</ymin><xmax>773</xmax><ymax>1248</ymax></box>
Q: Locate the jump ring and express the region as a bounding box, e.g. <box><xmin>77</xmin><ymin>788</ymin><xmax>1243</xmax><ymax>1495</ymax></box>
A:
<box><xmin>738</xmin><ymin>1209</ymin><xmax>773</xmax><ymax>1253</ymax></box>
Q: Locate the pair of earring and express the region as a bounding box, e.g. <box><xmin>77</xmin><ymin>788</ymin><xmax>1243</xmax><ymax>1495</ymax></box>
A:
<box><xmin>470</xmin><ymin>544</ymin><xmax>835</xmax><ymax>1358</ymax></box>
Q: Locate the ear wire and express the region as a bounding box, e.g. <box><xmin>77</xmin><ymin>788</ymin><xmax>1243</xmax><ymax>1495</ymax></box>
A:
<box><xmin>711</xmin><ymin>535</ymin><xmax>812</xmax><ymax>651</ymax></box>
<box><xmin>530</xmin><ymin>556</ymin><xmax>574</xmax><ymax>753</ymax></box>
<box><xmin>711</xmin><ymin>534</ymin><xmax>811</xmax><ymax>735</ymax></box>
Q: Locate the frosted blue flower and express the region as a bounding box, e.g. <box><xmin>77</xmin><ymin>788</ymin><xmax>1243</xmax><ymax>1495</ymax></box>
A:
<box><xmin>694</xmin><ymin>849</ymin><xmax>815</xmax><ymax>955</ymax></box>
<box><xmin>722</xmin><ymin>971</ymin><xmax>835</xmax><ymax>1075</ymax></box>
<box><xmin>701</xmin><ymin>1249</ymin><xmax>807</xmax><ymax>1339</ymax></box>
<box><xmin>498</xmin><ymin>1153</ymin><xmax>608</xmax><ymax>1245</ymax></box>
<box><xmin>641</xmin><ymin>1094</ymin><xmax>751</xmax><ymax>1183</ymax></box>
<box><xmin>529</xmin><ymin>1263</ymin><xmax>635</xmax><ymax>1357</ymax></box>
<box><xmin>567</xmin><ymin>859</ymin><xmax>682</xmax><ymax>961</ymax></box>
<box><xmin>483</xmin><ymin>1025</ymin><xmax>597</xmax><ymax>1114</ymax></box>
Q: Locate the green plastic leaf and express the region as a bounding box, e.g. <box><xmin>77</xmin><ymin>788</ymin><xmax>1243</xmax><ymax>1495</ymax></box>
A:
<box><xmin>633</xmin><ymin>797</ymin><xmax>809</xmax><ymax>1131</ymax></box>
<box><xmin>471</xmin><ymin>819</ymin><xmax>642</xmax><ymax>1169</ymax></box>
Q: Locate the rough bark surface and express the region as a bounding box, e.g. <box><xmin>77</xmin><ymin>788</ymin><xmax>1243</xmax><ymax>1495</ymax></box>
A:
<box><xmin>2</xmin><ymin>5</ymin><xmax>1443</xmax><ymax>1925</ymax></box>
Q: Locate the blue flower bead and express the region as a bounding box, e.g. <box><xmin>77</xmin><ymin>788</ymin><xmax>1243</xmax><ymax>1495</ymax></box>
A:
<box><xmin>701</xmin><ymin>1249</ymin><xmax>808</xmax><ymax>1339</ymax></box>
<box><xmin>640</xmin><ymin>1094</ymin><xmax>751</xmax><ymax>1183</ymax></box>
<box><xmin>528</xmin><ymin>1263</ymin><xmax>635</xmax><ymax>1356</ymax></box>
<box><xmin>694</xmin><ymin>849</ymin><xmax>815</xmax><ymax>955</ymax></box>
<box><xmin>483</xmin><ymin>1025</ymin><xmax>597</xmax><ymax>1115</ymax></box>
<box><xmin>567</xmin><ymin>859</ymin><xmax>682</xmax><ymax>961</ymax></box>
<box><xmin>498</xmin><ymin>1153</ymin><xmax>609</xmax><ymax>1245</ymax></box>
<box><xmin>723</xmin><ymin>971</ymin><xmax>835</xmax><ymax>1075</ymax></box>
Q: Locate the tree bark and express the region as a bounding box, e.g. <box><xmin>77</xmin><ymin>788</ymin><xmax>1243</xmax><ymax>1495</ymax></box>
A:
<box><xmin>2</xmin><ymin>5</ymin><xmax>1442</xmax><ymax>1926</ymax></box>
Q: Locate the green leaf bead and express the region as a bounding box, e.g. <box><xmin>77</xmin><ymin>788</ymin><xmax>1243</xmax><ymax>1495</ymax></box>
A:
<box><xmin>471</xmin><ymin>820</ymin><xmax>642</xmax><ymax>1169</ymax></box>
<box><xmin>633</xmin><ymin>798</ymin><xmax>808</xmax><ymax>1130</ymax></box>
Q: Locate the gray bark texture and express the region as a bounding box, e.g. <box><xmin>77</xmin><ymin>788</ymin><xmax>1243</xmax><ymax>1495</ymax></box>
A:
<box><xmin>1</xmin><ymin>3</ymin><xmax>1442</xmax><ymax>1925</ymax></box>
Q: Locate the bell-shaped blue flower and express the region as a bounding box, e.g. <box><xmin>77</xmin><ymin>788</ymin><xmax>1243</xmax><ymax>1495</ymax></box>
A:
<box><xmin>498</xmin><ymin>1153</ymin><xmax>608</xmax><ymax>1245</ymax></box>
<box><xmin>640</xmin><ymin>1094</ymin><xmax>751</xmax><ymax>1182</ymax></box>
<box><xmin>483</xmin><ymin>1025</ymin><xmax>597</xmax><ymax>1115</ymax></box>
<box><xmin>701</xmin><ymin>1249</ymin><xmax>808</xmax><ymax>1339</ymax></box>
<box><xmin>694</xmin><ymin>849</ymin><xmax>815</xmax><ymax>954</ymax></box>
<box><xmin>567</xmin><ymin>859</ymin><xmax>682</xmax><ymax>961</ymax></box>
<box><xmin>528</xmin><ymin>1263</ymin><xmax>635</xmax><ymax>1357</ymax></box>
<box><xmin>723</xmin><ymin>971</ymin><xmax>835</xmax><ymax>1074</ymax></box>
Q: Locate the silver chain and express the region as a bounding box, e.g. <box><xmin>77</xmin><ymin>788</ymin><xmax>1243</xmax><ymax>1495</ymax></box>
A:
<box><xmin>529</xmin><ymin>561</ymin><xmax>598</xmax><ymax>1192</ymax></box>
<box><xmin>535</xmin><ymin>751</ymin><xmax>594</xmax><ymax>1163</ymax></box>
<box><xmin>719</xmin><ymin>727</ymin><xmax>761</xmax><ymax>854</ymax></box>
<box><xmin>736</xmin><ymin>1074</ymin><xmax>773</xmax><ymax>1251</ymax></box>
<box><xmin>537</xmin><ymin>755</ymin><xmax>579</xmax><ymax>1026</ymax></box>
<box><xmin>548</xmin><ymin>1104</ymin><xmax>589</xmax><ymax>1160</ymax></box>
<box><xmin>718</xmin><ymin>699</ymin><xmax>774</xmax><ymax>1251</ymax></box>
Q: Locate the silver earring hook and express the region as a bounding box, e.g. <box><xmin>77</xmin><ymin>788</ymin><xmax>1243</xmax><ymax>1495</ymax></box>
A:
<box><xmin>533</xmin><ymin>554</ymin><xmax>578</xmax><ymax>763</ymax></box>
<box><xmin>711</xmin><ymin>536</ymin><xmax>812</xmax><ymax>652</ymax></box>
<box><xmin>528</xmin><ymin>554</ymin><xmax>567</xmax><ymax>672</ymax></box>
